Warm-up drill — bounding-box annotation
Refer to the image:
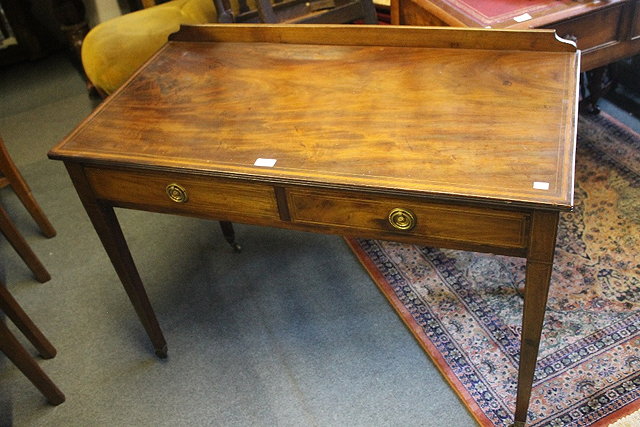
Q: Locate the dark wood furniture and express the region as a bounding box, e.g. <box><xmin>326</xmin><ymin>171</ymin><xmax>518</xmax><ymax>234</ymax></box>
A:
<box><xmin>0</xmin><ymin>136</ymin><xmax>56</xmax><ymax>283</ymax></box>
<box><xmin>391</xmin><ymin>0</ymin><xmax>639</xmax><ymax>72</ymax></box>
<box><xmin>0</xmin><ymin>283</ymin><xmax>65</xmax><ymax>405</ymax></box>
<box><xmin>48</xmin><ymin>24</ymin><xmax>579</xmax><ymax>426</ymax></box>
<box><xmin>0</xmin><ymin>138</ymin><xmax>62</xmax><ymax>405</ymax></box>
<box><xmin>0</xmin><ymin>0</ymin><xmax>52</xmax><ymax>65</ymax></box>
<box><xmin>0</xmin><ymin>0</ymin><xmax>89</xmax><ymax>67</ymax></box>
<box><xmin>51</xmin><ymin>0</ymin><xmax>90</xmax><ymax>67</ymax></box>
<box><xmin>391</xmin><ymin>0</ymin><xmax>640</xmax><ymax>111</ymax></box>
<box><xmin>214</xmin><ymin>0</ymin><xmax>377</xmax><ymax>24</ymax></box>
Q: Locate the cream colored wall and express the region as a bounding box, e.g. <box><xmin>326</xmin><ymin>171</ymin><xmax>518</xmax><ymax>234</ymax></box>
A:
<box><xmin>84</xmin><ymin>0</ymin><xmax>127</xmax><ymax>27</ymax></box>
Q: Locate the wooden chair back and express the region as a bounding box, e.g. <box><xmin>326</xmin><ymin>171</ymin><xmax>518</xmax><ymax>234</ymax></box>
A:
<box><xmin>213</xmin><ymin>0</ymin><xmax>377</xmax><ymax>24</ymax></box>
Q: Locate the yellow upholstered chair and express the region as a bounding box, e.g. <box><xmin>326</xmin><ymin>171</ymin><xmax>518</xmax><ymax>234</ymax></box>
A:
<box><xmin>82</xmin><ymin>0</ymin><xmax>216</xmax><ymax>96</ymax></box>
<box><xmin>80</xmin><ymin>0</ymin><xmax>377</xmax><ymax>250</ymax></box>
<box><xmin>81</xmin><ymin>0</ymin><xmax>377</xmax><ymax>95</ymax></box>
<box><xmin>81</xmin><ymin>0</ymin><xmax>244</xmax><ymax>251</ymax></box>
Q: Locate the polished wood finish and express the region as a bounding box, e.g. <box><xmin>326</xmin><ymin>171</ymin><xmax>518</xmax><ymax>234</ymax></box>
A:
<box><xmin>48</xmin><ymin>24</ymin><xmax>579</xmax><ymax>425</ymax></box>
<box><xmin>84</xmin><ymin>167</ymin><xmax>280</xmax><ymax>223</ymax></box>
<box><xmin>0</xmin><ymin>136</ymin><xmax>55</xmax><ymax>282</ymax></box>
<box><xmin>55</xmin><ymin>25</ymin><xmax>577</xmax><ymax>210</ymax></box>
<box><xmin>0</xmin><ymin>284</ymin><xmax>65</xmax><ymax>405</ymax></box>
<box><xmin>392</xmin><ymin>0</ymin><xmax>640</xmax><ymax>72</ymax></box>
<box><xmin>287</xmin><ymin>188</ymin><xmax>531</xmax><ymax>252</ymax></box>
<box><xmin>515</xmin><ymin>210</ymin><xmax>559</xmax><ymax>422</ymax></box>
<box><xmin>65</xmin><ymin>162</ymin><xmax>168</xmax><ymax>358</ymax></box>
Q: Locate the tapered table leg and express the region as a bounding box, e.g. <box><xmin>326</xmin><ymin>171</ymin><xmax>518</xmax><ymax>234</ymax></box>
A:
<box><xmin>65</xmin><ymin>164</ymin><xmax>167</xmax><ymax>358</ymax></box>
<box><xmin>513</xmin><ymin>210</ymin><xmax>559</xmax><ymax>426</ymax></box>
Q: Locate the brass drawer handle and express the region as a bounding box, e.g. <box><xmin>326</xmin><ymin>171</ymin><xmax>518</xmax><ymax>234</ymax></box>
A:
<box><xmin>388</xmin><ymin>208</ymin><xmax>416</xmax><ymax>231</ymax></box>
<box><xmin>166</xmin><ymin>183</ymin><xmax>188</xmax><ymax>203</ymax></box>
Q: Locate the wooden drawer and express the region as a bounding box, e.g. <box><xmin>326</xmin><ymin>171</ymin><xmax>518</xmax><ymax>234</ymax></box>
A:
<box><xmin>84</xmin><ymin>167</ymin><xmax>280</xmax><ymax>221</ymax></box>
<box><xmin>547</xmin><ymin>5</ymin><xmax>624</xmax><ymax>51</ymax></box>
<box><xmin>287</xmin><ymin>188</ymin><xmax>530</xmax><ymax>249</ymax></box>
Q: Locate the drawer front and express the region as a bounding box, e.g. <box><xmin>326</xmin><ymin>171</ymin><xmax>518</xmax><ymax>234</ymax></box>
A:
<box><xmin>548</xmin><ymin>5</ymin><xmax>624</xmax><ymax>51</ymax></box>
<box><xmin>287</xmin><ymin>188</ymin><xmax>529</xmax><ymax>249</ymax></box>
<box><xmin>85</xmin><ymin>167</ymin><xmax>279</xmax><ymax>220</ymax></box>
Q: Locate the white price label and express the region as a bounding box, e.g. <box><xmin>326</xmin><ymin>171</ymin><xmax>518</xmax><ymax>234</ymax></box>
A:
<box><xmin>254</xmin><ymin>158</ymin><xmax>277</xmax><ymax>167</ymax></box>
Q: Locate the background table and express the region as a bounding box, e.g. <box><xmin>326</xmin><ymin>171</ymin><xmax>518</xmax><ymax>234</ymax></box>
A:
<box><xmin>391</xmin><ymin>0</ymin><xmax>639</xmax><ymax>72</ymax></box>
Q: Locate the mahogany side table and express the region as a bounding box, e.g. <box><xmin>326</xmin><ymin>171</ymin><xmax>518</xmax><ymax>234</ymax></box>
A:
<box><xmin>49</xmin><ymin>24</ymin><xmax>579</xmax><ymax>426</ymax></box>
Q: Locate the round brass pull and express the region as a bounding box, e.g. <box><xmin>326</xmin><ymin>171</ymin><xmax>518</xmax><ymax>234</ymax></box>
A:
<box><xmin>166</xmin><ymin>183</ymin><xmax>188</xmax><ymax>203</ymax></box>
<box><xmin>388</xmin><ymin>208</ymin><xmax>416</xmax><ymax>231</ymax></box>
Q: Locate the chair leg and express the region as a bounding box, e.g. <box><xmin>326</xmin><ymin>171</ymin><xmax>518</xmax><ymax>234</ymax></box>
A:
<box><xmin>0</xmin><ymin>284</ymin><xmax>56</xmax><ymax>359</ymax></box>
<box><xmin>219</xmin><ymin>221</ymin><xmax>242</xmax><ymax>252</ymax></box>
<box><xmin>0</xmin><ymin>205</ymin><xmax>51</xmax><ymax>283</ymax></box>
<box><xmin>0</xmin><ymin>320</ymin><xmax>65</xmax><ymax>405</ymax></box>
<box><xmin>0</xmin><ymin>138</ymin><xmax>56</xmax><ymax>238</ymax></box>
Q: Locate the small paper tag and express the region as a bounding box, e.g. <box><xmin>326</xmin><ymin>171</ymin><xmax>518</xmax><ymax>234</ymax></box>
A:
<box><xmin>254</xmin><ymin>158</ymin><xmax>277</xmax><ymax>167</ymax></box>
<box><xmin>533</xmin><ymin>181</ymin><xmax>550</xmax><ymax>190</ymax></box>
<box><xmin>513</xmin><ymin>13</ymin><xmax>532</xmax><ymax>23</ymax></box>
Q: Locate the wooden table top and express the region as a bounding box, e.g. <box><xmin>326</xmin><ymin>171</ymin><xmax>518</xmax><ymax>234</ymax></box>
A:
<box><xmin>50</xmin><ymin>24</ymin><xmax>579</xmax><ymax>210</ymax></box>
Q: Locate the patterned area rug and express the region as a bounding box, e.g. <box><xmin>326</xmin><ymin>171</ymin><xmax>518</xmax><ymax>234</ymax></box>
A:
<box><xmin>346</xmin><ymin>112</ymin><xmax>640</xmax><ymax>426</ymax></box>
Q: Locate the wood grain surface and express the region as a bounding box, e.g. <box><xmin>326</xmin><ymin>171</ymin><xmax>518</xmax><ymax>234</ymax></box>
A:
<box><xmin>391</xmin><ymin>0</ymin><xmax>639</xmax><ymax>71</ymax></box>
<box><xmin>50</xmin><ymin>24</ymin><xmax>579</xmax><ymax>210</ymax></box>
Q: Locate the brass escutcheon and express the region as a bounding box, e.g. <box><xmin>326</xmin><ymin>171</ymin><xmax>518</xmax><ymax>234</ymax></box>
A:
<box><xmin>388</xmin><ymin>208</ymin><xmax>416</xmax><ymax>231</ymax></box>
<box><xmin>166</xmin><ymin>183</ymin><xmax>188</xmax><ymax>203</ymax></box>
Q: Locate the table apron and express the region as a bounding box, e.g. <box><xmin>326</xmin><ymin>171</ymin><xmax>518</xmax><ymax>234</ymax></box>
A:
<box><xmin>83</xmin><ymin>165</ymin><xmax>532</xmax><ymax>257</ymax></box>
